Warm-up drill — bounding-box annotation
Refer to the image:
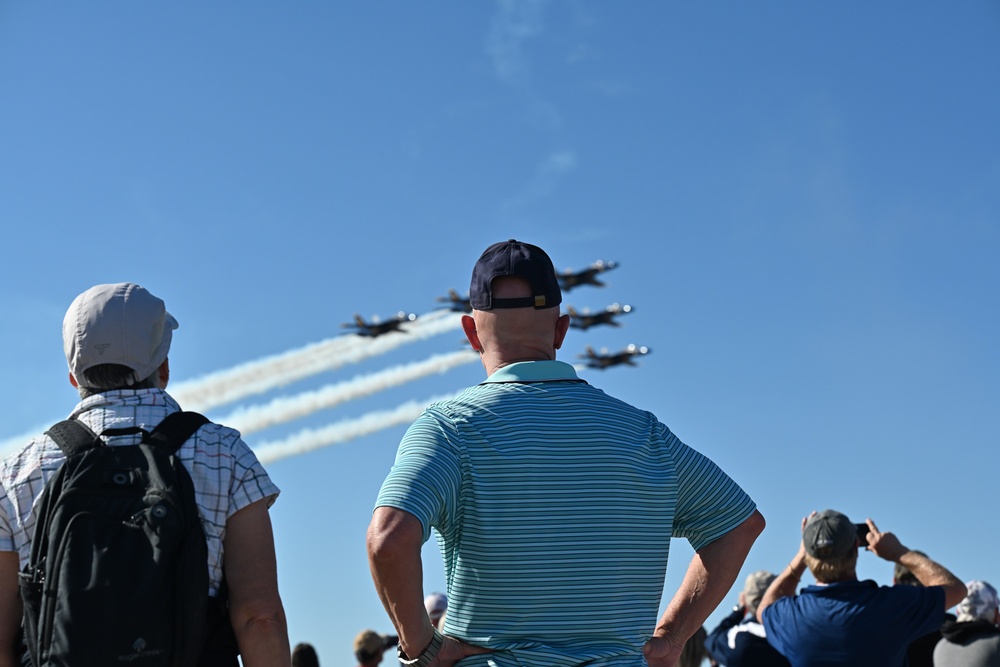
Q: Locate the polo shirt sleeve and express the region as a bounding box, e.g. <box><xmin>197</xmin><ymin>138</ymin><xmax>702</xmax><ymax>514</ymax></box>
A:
<box><xmin>666</xmin><ymin>426</ymin><xmax>757</xmax><ymax>551</ymax></box>
<box><xmin>375</xmin><ymin>407</ymin><xmax>463</xmax><ymax>544</ymax></box>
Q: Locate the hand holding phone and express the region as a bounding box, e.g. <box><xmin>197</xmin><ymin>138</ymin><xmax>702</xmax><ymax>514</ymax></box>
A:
<box><xmin>855</xmin><ymin>523</ymin><xmax>870</xmax><ymax>548</ymax></box>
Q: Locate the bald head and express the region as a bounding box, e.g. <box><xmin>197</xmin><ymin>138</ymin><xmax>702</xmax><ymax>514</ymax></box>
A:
<box><xmin>462</xmin><ymin>277</ymin><xmax>570</xmax><ymax>374</ymax></box>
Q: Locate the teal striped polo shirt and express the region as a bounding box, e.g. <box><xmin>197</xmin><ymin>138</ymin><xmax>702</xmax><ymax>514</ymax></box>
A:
<box><xmin>375</xmin><ymin>360</ymin><xmax>756</xmax><ymax>667</ymax></box>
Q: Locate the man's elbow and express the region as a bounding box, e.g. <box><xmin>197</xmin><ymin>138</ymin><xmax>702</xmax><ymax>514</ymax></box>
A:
<box><xmin>745</xmin><ymin>509</ymin><xmax>765</xmax><ymax>538</ymax></box>
<box><xmin>366</xmin><ymin>507</ymin><xmax>423</xmax><ymax>565</ymax></box>
<box><xmin>943</xmin><ymin>581</ymin><xmax>969</xmax><ymax>611</ymax></box>
<box><xmin>732</xmin><ymin>509</ymin><xmax>766</xmax><ymax>547</ymax></box>
<box><xmin>231</xmin><ymin>598</ymin><xmax>288</xmax><ymax>639</ymax></box>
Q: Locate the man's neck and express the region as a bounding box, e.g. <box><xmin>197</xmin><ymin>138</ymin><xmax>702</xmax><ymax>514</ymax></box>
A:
<box><xmin>813</xmin><ymin>574</ymin><xmax>859</xmax><ymax>585</ymax></box>
<box><xmin>482</xmin><ymin>349</ymin><xmax>556</xmax><ymax>376</ymax></box>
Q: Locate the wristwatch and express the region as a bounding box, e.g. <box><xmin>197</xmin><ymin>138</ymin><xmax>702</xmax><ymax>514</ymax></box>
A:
<box><xmin>398</xmin><ymin>628</ymin><xmax>444</xmax><ymax>667</ymax></box>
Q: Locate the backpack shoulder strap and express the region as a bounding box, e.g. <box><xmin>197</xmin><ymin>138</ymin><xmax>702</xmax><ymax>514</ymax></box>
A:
<box><xmin>143</xmin><ymin>411</ymin><xmax>210</xmax><ymax>455</ymax></box>
<box><xmin>45</xmin><ymin>419</ymin><xmax>102</xmax><ymax>457</ymax></box>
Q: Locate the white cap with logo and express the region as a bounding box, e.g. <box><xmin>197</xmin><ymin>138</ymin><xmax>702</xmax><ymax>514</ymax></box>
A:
<box><xmin>62</xmin><ymin>282</ymin><xmax>177</xmax><ymax>387</ymax></box>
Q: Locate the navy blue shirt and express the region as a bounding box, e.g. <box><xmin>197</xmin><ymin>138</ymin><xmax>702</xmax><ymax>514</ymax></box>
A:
<box><xmin>705</xmin><ymin>607</ymin><xmax>790</xmax><ymax>667</ymax></box>
<box><xmin>761</xmin><ymin>580</ymin><xmax>944</xmax><ymax>667</ymax></box>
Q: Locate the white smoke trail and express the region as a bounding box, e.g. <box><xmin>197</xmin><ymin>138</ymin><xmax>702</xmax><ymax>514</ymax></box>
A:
<box><xmin>170</xmin><ymin>310</ymin><xmax>462</xmax><ymax>412</ymax></box>
<box><xmin>252</xmin><ymin>392</ymin><xmax>462</xmax><ymax>465</ymax></box>
<box><xmin>215</xmin><ymin>350</ymin><xmax>479</xmax><ymax>435</ymax></box>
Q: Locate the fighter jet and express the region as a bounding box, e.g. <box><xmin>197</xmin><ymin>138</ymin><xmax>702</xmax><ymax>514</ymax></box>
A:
<box><xmin>341</xmin><ymin>312</ymin><xmax>417</xmax><ymax>337</ymax></box>
<box><xmin>577</xmin><ymin>344</ymin><xmax>650</xmax><ymax>369</ymax></box>
<box><xmin>436</xmin><ymin>289</ymin><xmax>472</xmax><ymax>313</ymax></box>
<box><xmin>557</xmin><ymin>260</ymin><xmax>618</xmax><ymax>292</ymax></box>
<box><xmin>567</xmin><ymin>303</ymin><xmax>633</xmax><ymax>331</ymax></box>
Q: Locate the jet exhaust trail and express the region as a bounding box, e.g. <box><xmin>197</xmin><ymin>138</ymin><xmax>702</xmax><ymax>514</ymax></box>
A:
<box><xmin>215</xmin><ymin>350</ymin><xmax>479</xmax><ymax>435</ymax></box>
<box><xmin>170</xmin><ymin>310</ymin><xmax>461</xmax><ymax>412</ymax></box>
<box><xmin>252</xmin><ymin>392</ymin><xmax>462</xmax><ymax>465</ymax></box>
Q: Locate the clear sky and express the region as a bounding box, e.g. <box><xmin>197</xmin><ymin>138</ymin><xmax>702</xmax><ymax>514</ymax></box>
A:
<box><xmin>1</xmin><ymin>1</ymin><xmax>998</xmax><ymax>663</ymax></box>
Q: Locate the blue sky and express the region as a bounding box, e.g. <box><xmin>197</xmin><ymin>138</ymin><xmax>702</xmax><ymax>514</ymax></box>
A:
<box><xmin>1</xmin><ymin>1</ymin><xmax>998</xmax><ymax>663</ymax></box>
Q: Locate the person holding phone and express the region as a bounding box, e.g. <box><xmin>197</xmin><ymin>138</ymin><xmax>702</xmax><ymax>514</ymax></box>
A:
<box><xmin>755</xmin><ymin>510</ymin><xmax>967</xmax><ymax>667</ymax></box>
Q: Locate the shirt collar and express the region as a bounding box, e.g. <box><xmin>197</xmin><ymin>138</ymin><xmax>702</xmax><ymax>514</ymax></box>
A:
<box><xmin>482</xmin><ymin>360</ymin><xmax>583</xmax><ymax>384</ymax></box>
<box><xmin>70</xmin><ymin>387</ymin><xmax>179</xmax><ymax>419</ymax></box>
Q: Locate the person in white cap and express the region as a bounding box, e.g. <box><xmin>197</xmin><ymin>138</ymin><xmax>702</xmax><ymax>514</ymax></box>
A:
<box><xmin>756</xmin><ymin>510</ymin><xmax>966</xmax><ymax>667</ymax></box>
<box><xmin>0</xmin><ymin>282</ymin><xmax>291</xmax><ymax>667</ymax></box>
<box><xmin>424</xmin><ymin>593</ymin><xmax>448</xmax><ymax>630</ymax></box>
<box><xmin>933</xmin><ymin>580</ymin><xmax>1000</xmax><ymax>666</ymax></box>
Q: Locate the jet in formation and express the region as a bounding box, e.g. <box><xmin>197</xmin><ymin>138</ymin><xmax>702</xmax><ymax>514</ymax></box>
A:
<box><xmin>557</xmin><ymin>260</ymin><xmax>618</xmax><ymax>292</ymax></box>
<box><xmin>578</xmin><ymin>344</ymin><xmax>651</xmax><ymax>369</ymax></box>
<box><xmin>567</xmin><ymin>303</ymin><xmax>633</xmax><ymax>331</ymax></box>
<box><xmin>436</xmin><ymin>289</ymin><xmax>472</xmax><ymax>313</ymax></box>
<box><xmin>341</xmin><ymin>312</ymin><xmax>418</xmax><ymax>337</ymax></box>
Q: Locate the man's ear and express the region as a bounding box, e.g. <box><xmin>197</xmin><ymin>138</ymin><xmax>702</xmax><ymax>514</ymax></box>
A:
<box><xmin>68</xmin><ymin>372</ymin><xmax>79</xmax><ymax>388</ymax></box>
<box><xmin>553</xmin><ymin>314</ymin><xmax>571</xmax><ymax>350</ymax></box>
<box><xmin>158</xmin><ymin>358</ymin><xmax>170</xmax><ymax>389</ymax></box>
<box><xmin>461</xmin><ymin>315</ymin><xmax>483</xmax><ymax>353</ymax></box>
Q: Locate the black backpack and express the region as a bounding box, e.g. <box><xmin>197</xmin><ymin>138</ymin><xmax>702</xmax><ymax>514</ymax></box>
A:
<box><xmin>19</xmin><ymin>411</ymin><xmax>213</xmax><ymax>667</ymax></box>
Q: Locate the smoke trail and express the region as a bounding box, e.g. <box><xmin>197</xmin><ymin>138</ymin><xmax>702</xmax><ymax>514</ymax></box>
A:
<box><xmin>215</xmin><ymin>350</ymin><xmax>479</xmax><ymax>435</ymax></box>
<box><xmin>252</xmin><ymin>392</ymin><xmax>462</xmax><ymax>465</ymax></box>
<box><xmin>171</xmin><ymin>310</ymin><xmax>462</xmax><ymax>412</ymax></box>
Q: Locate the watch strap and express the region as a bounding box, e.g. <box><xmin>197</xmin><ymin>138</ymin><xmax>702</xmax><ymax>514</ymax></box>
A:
<box><xmin>398</xmin><ymin>628</ymin><xmax>444</xmax><ymax>667</ymax></box>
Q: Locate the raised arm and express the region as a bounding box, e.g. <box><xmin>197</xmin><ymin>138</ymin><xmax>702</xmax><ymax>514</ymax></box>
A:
<box><xmin>644</xmin><ymin>510</ymin><xmax>765</xmax><ymax>667</ymax></box>
<box><xmin>223</xmin><ymin>499</ymin><xmax>291</xmax><ymax>667</ymax></box>
<box><xmin>865</xmin><ymin>519</ymin><xmax>967</xmax><ymax>609</ymax></box>
<box><xmin>756</xmin><ymin>546</ymin><xmax>806</xmax><ymax>623</ymax></box>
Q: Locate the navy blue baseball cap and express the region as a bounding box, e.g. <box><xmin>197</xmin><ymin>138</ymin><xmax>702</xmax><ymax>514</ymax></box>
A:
<box><xmin>469</xmin><ymin>239</ymin><xmax>562</xmax><ymax>310</ymax></box>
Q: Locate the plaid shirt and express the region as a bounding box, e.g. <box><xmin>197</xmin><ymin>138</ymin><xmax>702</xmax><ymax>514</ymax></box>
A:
<box><xmin>0</xmin><ymin>388</ymin><xmax>280</xmax><ymax>596</ymax></box>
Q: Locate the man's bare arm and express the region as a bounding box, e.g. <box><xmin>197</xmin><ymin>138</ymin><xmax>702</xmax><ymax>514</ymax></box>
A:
<box><xmin>644</xmin><ymin>510</ymin><xmax>765</xmax><ymax>667</ymax></box>
<box><xmin>756</xmin><ymin>547</ymin><xmax>806</xmax><ymax>623</ymax></box>
<box><xmin>866</xmin><ymin>519</ymin><xmax>967</xmax><ymax>609</ymax></box>
<box><xmin>0</xmin><ymin>552</ymin><xmax>20</xmax><ymax>667</ymax></box>
<box><xmin>367</xmin><ymin>507</ymin><xmax>435</xmax><ymax>658</ymax></box>
<box><xmin>367</xmin><ymin>507</ymin><xmax>492</xmax><ymax>667</ymax></box>
<box><xmin>223</xmin><ymin>499</ymin><xmax>291</xmax><ymax>667</ymax></box>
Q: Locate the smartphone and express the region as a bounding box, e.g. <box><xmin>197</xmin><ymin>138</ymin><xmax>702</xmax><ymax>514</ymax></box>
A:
<box><xmin>855</xmin><ymin>523</ymin><xmax>870</xmax><ymax>546</ymax></box>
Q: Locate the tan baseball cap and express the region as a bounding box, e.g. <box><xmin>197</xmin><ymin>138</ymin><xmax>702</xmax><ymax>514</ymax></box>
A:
<box><xmin>62</xmin><ymin>283</ymin><xmax>177</xmax><ymax>387</ymax></box>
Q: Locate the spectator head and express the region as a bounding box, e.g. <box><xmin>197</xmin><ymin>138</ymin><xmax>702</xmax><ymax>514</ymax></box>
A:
<box><xmin>893</xmin><ymin>551</ymin><xmax>928</xmax><ymax>586</ymax></box>
<box><xmin>353</xmin><ymin>630</ymin><xmax>398</xmax><ymax>666</ymax></box>
<box><xmin>464</xmin><ymin>240</ymin><xmax>569</xmax><ymax>366</ymax></box>
<box><xmin>743</xmin><ymin>571</ymin><xmax>777</xmax><ymax>618</ymax></box>
<box><xmin>802</xmin><ymin>510</ymin><xmax>859</xmax><ymax>583</ymax></box>
<box><xmin>955</xmin><ymin>580</ymin><xmax>1000</xmax><ymax>624</ymax></box>
<box><xmin>291</xmin><ymin>642</ymin><xmax>320</xmax><ymax>667</ymax></box>
<box><xmin>62</xmin><ymin>283</ymin><xmax>177</xmax><ymax>396</ymax></box>
<box><xmin>424</xmin><ymin>592</ymin><xmax>448</xmax><ymax>628</ymax></box>
<box><xmin>469</xmin><ymin>239</ymin><xmax>562</xmax><ymax>312</ymax></box>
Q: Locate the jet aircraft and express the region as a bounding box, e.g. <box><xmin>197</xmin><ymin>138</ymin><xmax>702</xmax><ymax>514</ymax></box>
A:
<box><xmin>436</xmin><ymin>289</ymin><xmax>472</xmax><ymax>313</ymax></box>
<box><xmin>577</xmin><ymin>344</ymin><xmax>650</xmax><ymax>369</ymax></box>
<box><xmin>567</xmin><ymin>303</ymin><xmax>633</xmax><ymax>330</ymax></box>
<box><xmin>341</xmin><ymin>312</ymin><xmax>417</xmax><ymax>337</ymax></box>
<box><xmin>557</xmin><ymin>260</ymin><xmax>618</xmax><ymax>292</ymax></box>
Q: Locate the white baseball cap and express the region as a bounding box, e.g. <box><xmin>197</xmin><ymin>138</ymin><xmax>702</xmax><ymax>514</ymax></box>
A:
<box><xmin>63</xmin><ymin>283</ymin><xmax>177</xmax><ymax>387</ymax></box>
<box><xmin>424</xmin><ymin>592</ymin><xmax>448</xmax><ymax>618</ymax></box>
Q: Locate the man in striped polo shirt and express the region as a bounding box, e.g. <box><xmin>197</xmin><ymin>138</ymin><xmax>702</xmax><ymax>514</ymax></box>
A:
<box><xmin>367</xmin><ymin>240</ymin><xmax>765</xmax><ymax>667</ymax></box>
